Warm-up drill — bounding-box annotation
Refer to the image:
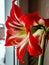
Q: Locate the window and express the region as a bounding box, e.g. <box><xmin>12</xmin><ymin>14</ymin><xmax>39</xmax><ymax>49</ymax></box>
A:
<box><xmin>0</xmin><ymin>0</ymin><xmax>5</xmax><ymax>24</ymax></box>
<box><xmin>0</xmin><ymin>0</ymin><xmax>5</xmax><ymax>65</ymax></box>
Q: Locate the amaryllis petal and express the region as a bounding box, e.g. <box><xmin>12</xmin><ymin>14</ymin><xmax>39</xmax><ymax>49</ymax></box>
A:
<box><xmin>27</xmin><ymin>12</ymin><xmax>40</xmax><ymax>22</ymax></box>
<box><xmin>6</xmin><ymin>17</ymin><xmax>19</xmax><ymax>29</ymax></box>
<box><xmin>6</xmin><ymin>16</ymin><xmax>14</xmax><ymax>29</ymax></box>
<box><xmin>17</xmin><ymin>44</ymin><xmax>27</xmax><ymax>63</ymax></box>
<box><xmin>28</xmin><ymin>34</ymin><xmax>42</xmax><ymax>56</ymax></box>
<box><xmin>16</xmin><ymin>33</ymin><xmax>29</xmax><ymax>63</ymax></box>
<box><xmin>6</xmin><ymin>16</ymin><xmax>22</xmax><ymax>29</ymax></box>
<box><xmin>12</xmin><ymin>1</ymin><xmax>24</xmax><ymax>19</ymax></box>
<box><xmin>38</xmin><ymin>19</ymin><xmax>45</xmax><ymax>25</ymax></box>
<box><xmin>6</xmin><ymin>28</ymin><xmax>19</xmax><ymax>35</ymax></box>
<box><xmin>21</xmin><ymin>12</ymin><xmax>40</xmax><ymax>24</ymax></box>
<box><xmin>5</xmin><ymin>29</ymin><xmax>22</xmax><ymax>46</ymax></box>
<box><xmin>5</xmin><ymin>28</ymin><xmax>25</xmax><ymax>46</ymax></box>
<box><xmin>44</xmin><ymin>19</ymin><xmax>49</xmax><ymax>27</ymax></box>
<box><xmin>10</xmin><ymin>7</ymin><xmax>16</xmax><ymax>21</ymax></box>
<box><xmin>44</xmin><ymin>19</ymin><xmax>49</xmax><ymax>40</ymax></box>
<box><xmin>27</xmin><ymin>43</ymin><xmax>42</xmax><ymax>56</ymax></box>
<box><xmin>5</xmin><ymin>37</ymin><xmax>22</xmax><ymax>46</ymax></box>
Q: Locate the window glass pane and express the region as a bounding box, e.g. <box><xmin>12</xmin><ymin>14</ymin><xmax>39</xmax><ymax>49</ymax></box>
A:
<box><xmin>0</xmin><ymin>0</ymin><xmax>5</xmax><ymax>24</ymax></box>
<box><xmin>0</xmin><ymin>40</ymin><xmax>5</xmax><ymax>65</ymax></box>
<box><xmin>0</xmin><ymin>0</ymin><xmax>5</xmax><ymax>65</ymax></box>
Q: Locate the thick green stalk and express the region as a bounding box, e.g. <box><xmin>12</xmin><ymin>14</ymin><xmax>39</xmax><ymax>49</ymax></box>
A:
<box><xmin>38</xmin><ymin>35</ymin><xmax>46</xmax><ymax>65</ymax></box>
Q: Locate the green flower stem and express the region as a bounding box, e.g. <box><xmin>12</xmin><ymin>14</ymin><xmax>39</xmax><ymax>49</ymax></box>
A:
<box><xmin>38</xmin><ymin>35</ymin><xmax>46</xmax><ymax>65</ymax></box>
<box><xmin>38</xmin><ymin>53</ymin><xmax>44</xmax><ymax>65</ymax></box>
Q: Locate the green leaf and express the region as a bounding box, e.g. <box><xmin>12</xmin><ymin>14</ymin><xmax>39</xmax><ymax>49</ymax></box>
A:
<box><xmin>33</xmin><ymin>29</ymin><xmax>43</xmax><ymax>36</ymax></box>
<box><xmin>30</xmin><ymin>26</ymin><xmax>38</xmax><ymax>33</ymax></box>
<box><xmin>30</xmin><ymin>24</ymin><xmax>46</xmax><ymax>34</ymax></box>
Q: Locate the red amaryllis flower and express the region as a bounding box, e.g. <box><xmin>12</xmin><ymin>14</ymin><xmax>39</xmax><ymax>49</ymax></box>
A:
<box><xmin>5</xmin><ymin>0</ymin><xmax>43</xmax><ymax>63</ymax></box>
<box><xmin>20</xmin><ymin>12</ymin><xmax>40</xmax><ymax>33</ymax></box>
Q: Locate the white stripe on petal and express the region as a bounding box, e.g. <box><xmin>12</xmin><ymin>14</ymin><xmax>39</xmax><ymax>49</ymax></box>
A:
<box><xmin>15</xmin><ymin>33</ymin><xmax>29</xmax><ymax>53</ymax></box>
<box><xmin>15</xmin><ymin>0</ymin><xmax>18</xmax><ymax>5</ymax></box>
<box><xmin>9</xmin><ymin>34</ymin><xmax>26</xmax><ymax>40</ymax></box>
<box><xmin>14</xmin><ymin>13</ymin><xmax>25</xmax><ymax>26</ymax></box>
<box><xmin>14</xmin><ymin>13</ymin><xmax>21</xmax><ymax>23</ymax></box>
<box><xmin>17</xmin><ymin>32</ymin><xmax>29</xmax><ymax>47</ymax></box>
<box><xmin>9</xmin><ymin>23</ymin><xmax>17</xmax><ymax>28</ymax></box>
